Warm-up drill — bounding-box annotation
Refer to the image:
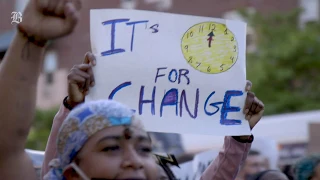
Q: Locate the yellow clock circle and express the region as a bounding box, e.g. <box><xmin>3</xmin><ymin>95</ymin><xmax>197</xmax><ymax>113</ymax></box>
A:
<box><xmin>181</xmin><ymin>22</ymin><xmax>239</xmax><ymax>74</ymax></box>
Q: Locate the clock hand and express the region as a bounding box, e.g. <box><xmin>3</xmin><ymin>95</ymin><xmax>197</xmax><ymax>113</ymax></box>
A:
<box><xmin>207</xmin><ymin>31</ymin><xmax>214</xmax><ymax>48</ymax></box>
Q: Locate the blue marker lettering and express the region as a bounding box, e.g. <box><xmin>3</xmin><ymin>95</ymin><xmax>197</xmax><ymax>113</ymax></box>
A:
<box><xmin>180</xmin><ymin>89</ymin><xmax>199</xmax><ymax>118</ymax></box>
<box><xmin>126</xmin><ymin>20</ymin><xmax>149</xmax><ymax>51</ymax></box>
<box><xmin>204</xmin><ymin>91</ymin><xmax>223</xmax><ymax>116</ymax></box>
<box><xmin>220</xmin><ymin>90</ymin><xmax>243</xmax><ymax>125</ymax></box>
<box><xmin>139</xmin><ymin>86</ymin><xmax>156</xmax><ymax>115</ymax></box>
<box><xmin>149</xmin><ymin>24</ymin><xmax>159</xmax><ymax>33</ymax></box>
<box><xmin>154</xmin><ymin>67</ymin><xmax>167</xmax><ymax>83</ymax></box>
<box><xmin>168</xmin><ymin>69</ymin><xmax>178</xmax><ymax>83</ymax></box>
<box><xmin>160</xmin><ymin>88</ymin><xmax>178</xmax><ymax>117</ymax></box>
<box><xmin>109</xmin><ymin>81</ymin><xmax>132</xmax><ymax>99</ymax></box>
<box><xmin>178</xmin><ymin>69</ymin><xmax>190</xmax><ymax>85</ymax></box>
<box><xmin>101</xmin><ymin>19</ymin><xmax>130</xmax><ymax>56</ymax></box>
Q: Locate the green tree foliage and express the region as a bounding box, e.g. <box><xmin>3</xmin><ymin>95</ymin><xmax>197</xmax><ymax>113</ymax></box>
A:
<box><xmin>241</xmin><ymin>9</ymin><xmax>320</xmax><ymax>115</ymax></box>
<box><xmin>26</xmin><ymin>107</ymin><xmax>59</xmax><ymax>150</ymax></box>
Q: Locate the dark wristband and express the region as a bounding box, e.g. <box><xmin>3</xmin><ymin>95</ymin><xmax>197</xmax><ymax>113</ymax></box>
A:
<box><xmin>63</xmin><ymin>96</ymin><xmax>73</xmax><ymax>111</ymax></box>
<box><xmin>17</xmin><ymin>24</ymin><xmax>47</xmax><ymax>47</ymax></box>
<box><xmin>232</xmin><ymin>135</ymin><xmax>254</xmax><ymax>143</ymax></box>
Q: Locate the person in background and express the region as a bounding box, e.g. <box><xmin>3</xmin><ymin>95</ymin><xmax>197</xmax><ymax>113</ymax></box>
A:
<box><xmin>236</xmin><ymin>150</ymin><xmax>269</xmax><ymax>180</ymax></box>
<box><xmin>247</xmin><ymin>170</ymin><xmax>289</xmax><ymax>180</ymax></box>
<box><xmin>294</xmin><ymin>154</ymin><xmax>320</xmax><ymax>180</ymax></box>
<box><xmin>41</xmin><ymin>52</ymin><xmax>265</xmax><ymax>180</ymax></box>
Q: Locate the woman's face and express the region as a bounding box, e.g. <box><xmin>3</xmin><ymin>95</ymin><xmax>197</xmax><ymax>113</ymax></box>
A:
<box><xmin>64</xmin><ymin>125</ymin><xmax>159</xmax><ymax>180</ymax></box>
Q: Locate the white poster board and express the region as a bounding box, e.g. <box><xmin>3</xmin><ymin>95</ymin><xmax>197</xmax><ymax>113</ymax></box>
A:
<box><xmin>88</xmin><ymin>9</ymin><xmax>250</xmax><ymax>136</ymax></box>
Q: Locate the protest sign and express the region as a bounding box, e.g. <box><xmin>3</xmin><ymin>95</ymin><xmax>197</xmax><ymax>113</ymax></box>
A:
<box><xmin>88</xmin><ymin>9</ymin><xmax>250</xmax><ymax>135</ymax></box>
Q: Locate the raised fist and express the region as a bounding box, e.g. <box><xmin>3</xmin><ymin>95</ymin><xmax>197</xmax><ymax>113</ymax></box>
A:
<box><xmin>18</xmin><ymin>0</ymin><xmax>82</xmax><ymax>42</ymax></box>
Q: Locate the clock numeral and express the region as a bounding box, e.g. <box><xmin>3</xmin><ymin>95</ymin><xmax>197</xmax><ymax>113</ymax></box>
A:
<box><xmin>231</xmin><ymin>36</ymin><xmax>234</xmax><ymax>41</ymax></box>
<box><xmin>224</xmin><ymin>28</ymin><xmax>228</xmax><ymax>35</ymax></box>
<box><xmin>207</xmin><ymin>66</ymin><xmax>211</xmax><ymax>72</ymax></box>
<box><xmin>233</xmin><ymin>45</ymin><xmax>237</xmax><ymax>52</ymax></box>
<box><xmin>187</xmin><ymin>31</ymin><xmax>194</xmax><ymax>38</ymax></box>
<box><xmin>196</xmin><ymin>62</ymin><xmax>201</xmax><ymax>68</ymax></box>
<box><xmin>199</xmin><ymin>25</ymin><xmax>204</xmax><ymax>33</ymax></box>
<box><xmin>188</xmin><ymin>56</ymin><xmax>193</xmax><ymax>63</ymax></box>
<box><xmin>210</xmin><ymin>24</ymin><xmax>216</xmax><ymax>31</ymax></box>
<box><xmin>220</xmin><ymin>64</ymin><xmax>225</xmax><ymax>71</ymax></box>
<box><xmin>184</xmin><ymin>45</ymin><xmax>189</xmax><ymax>52</ymax></box>
<box><xmin>230</xmin><ymin>56</ymin><xmax>234</xmax><ymax>62</ymax></box>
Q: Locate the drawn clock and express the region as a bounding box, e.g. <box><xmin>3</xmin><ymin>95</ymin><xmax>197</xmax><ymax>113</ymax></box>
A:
<box><xmin>181</xmin><ymin>22</ymin><xmax>239</xmax><ymax>74</ymax></box>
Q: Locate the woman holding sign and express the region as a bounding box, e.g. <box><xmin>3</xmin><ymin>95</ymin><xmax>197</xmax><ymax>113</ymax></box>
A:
<box><xmin>42</xmin><ymin>52</ymin><xmax>264</xmax><ymax>180</ymax></box>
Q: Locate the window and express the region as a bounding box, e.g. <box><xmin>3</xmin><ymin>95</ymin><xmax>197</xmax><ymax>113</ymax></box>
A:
<box><xmin>144</xmin><ymin>0</ymin><xmax>173</xmax><ymax>11</ymax></box>
<box><xmin>246</xmin><ymin>27</ymin><xmax>257</xmax><ymax>53</ymax></box>
<box><xmin>120</xmin><ymin>0</ymin><xmax>173</xmax><ymax>11</ymax></box>
<box><xmin>120</xmin><ymin>0</ymin><xmax>137</xmax><ymax>9</ymax></box>
<box><xmin>153</xmin><ymin>0</ymin><xmax>173</xmax><ymax>11</ymax></box>
<box><xmin>43</xmin><ymin>51</ymin><xmax>58</xmax><ymax>85</ymax></box>
<box><xmin>46</xmin><ymin>73</ymin><xmax>54</xmax><ymax>84</ymax></box>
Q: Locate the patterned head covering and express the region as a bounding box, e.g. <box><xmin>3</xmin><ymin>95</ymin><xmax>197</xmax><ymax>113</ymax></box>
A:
<box><xmin>294</xmin><ymin>154</ymin><xmax>320</xmax><ymax>180</ymax></box>
<box><xmin>44</xmin><ymin>100</ymin><xmax>144</xmax><ymax>180</ymax></box>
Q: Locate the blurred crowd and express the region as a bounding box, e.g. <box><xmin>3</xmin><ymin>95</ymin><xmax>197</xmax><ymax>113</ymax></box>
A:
<box><xmin>236</xmin><ymin>150</ymin><xmax>320</xmax><ymax>180</ymax></box>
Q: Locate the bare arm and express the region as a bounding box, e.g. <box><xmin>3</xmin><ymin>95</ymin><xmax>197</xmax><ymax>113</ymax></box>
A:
<box><xmin>0</xmin><ymin>31</ymin><xmax>45</xmax><ymax>180</ymax></box>
<box><xmin>42</xmin><ymin>104</ymin><xmax>70</xmax><ymax>178</ymax></box>
<box><xmin>0</xmin><ymin>0</ymin><xmax>81</xmax><ymax>179</ymax></box>
<box><xmin>0</xmin><ymin>32</ymin><xmax>45</xmax><ymax>153</ymax></box>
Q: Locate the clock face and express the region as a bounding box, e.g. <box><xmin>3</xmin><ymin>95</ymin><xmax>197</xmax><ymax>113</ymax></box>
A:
<box><xmin>181</xmin><ymin>22</ymin><xmax>239</xmax><ymax>74</ymax></box>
